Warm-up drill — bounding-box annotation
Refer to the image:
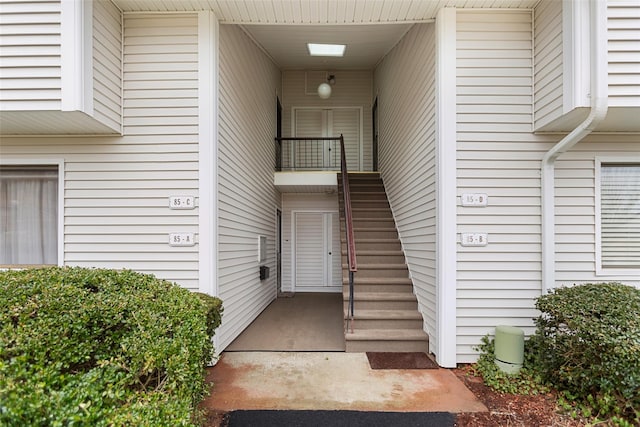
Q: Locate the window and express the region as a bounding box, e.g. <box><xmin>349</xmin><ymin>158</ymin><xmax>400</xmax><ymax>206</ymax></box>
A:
<box><xmin>0</xmin><ymin>165</ymin><xmax>59</xmax><ymax>265</ymax></box>
<box><xmin>599</xmin><ymin>163</ymin><xmax>640</xmax><ymax>271</ymax></box>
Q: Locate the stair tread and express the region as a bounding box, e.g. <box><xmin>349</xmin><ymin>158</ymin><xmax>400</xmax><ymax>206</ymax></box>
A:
<box><xmin>349</xmin><ymin>238</ymin><xmax>401</xmax><ymax>243</ymax></box>
<box><xmin>343</xmin><ymin>277</ymin><xmax>412</xmax><ymax>284</ymax></box>
<box><xmin>343</xmin><ymin>263</ymin><xmax>407</xmax><ymax>269</ymax></box>
<box><xmin>345</xmin><ymin>227</ymin><xmax>397</xmax><ymax>231</ymax></box>
<box><xmin>346</xmin><ymin>250</ymin><xmax>404</xmax><ymax>255</ymax></box>
<box><xmin>343</xmin><ymin>291</ymin><xmax>417</xmax><ymax>301</ymax></box>
<box><xmin>348</xmin><ymin>309</ymin><xmax>423</xmax><ymax>320</ymax></box>
<box><xmin>345</xmin><ymin>329</ymin><xmax>428</xmax><ymax>340</ymax></box>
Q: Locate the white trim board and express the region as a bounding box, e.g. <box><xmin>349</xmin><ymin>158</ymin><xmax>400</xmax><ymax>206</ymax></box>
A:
<box><xmin>435</xmin><ymin>6</ymin><xmax>457</xmax><ymax>368</ymax></box>
<box><xmin>197</xmin><ymin>11</ymin><xmax>219</xmax><ymax>298</ymax></box>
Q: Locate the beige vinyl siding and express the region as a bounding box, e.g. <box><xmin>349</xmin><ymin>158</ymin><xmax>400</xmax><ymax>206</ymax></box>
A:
<box><xmin>554</xmin><ymin>134</ymin><xmax>640</xmax><ymax>286</ymax></box>
<box><xmin>533</xmin><ymin>0</ymin><xmax>563</xmax><ymax>130</ymax></box>
<box><xmin>282</xmin><ymin>70</ymin><xmax>373</xmax><ymax>171</ymax></box>
<box><xmin>217</xmin><ymin>24</ymin><xmax>282</xmax><ymax>350</ymax></box>
<box><xmin>456</xmin><ymin>10</ymin><xmax>558</xmax><ymax>363</ymax></box>
<box><xmin>0</xmin><ymin>14</ymin><xmax>199</xmax><ymax>290</ymax></box>
<box><xmin>281</xmin><ymin>193</ymin><xmax>340</xmax><ymax>292</ymax></box>
<box><xmin>0</xmin><ymin>12</ymin><xmax>200</xmax><ymax>289</ymax></box>
<box><xmin>0</xmin><ymin>0</ymin><xmax>62</xmax><ymax>110</ymax></box>
<box><xmin>92</xmin><ymin>0</ymin><xmax>122</xmax><ymax>132</ymax></box>
<box><xmin>608</xmin><ymin>1</ymin><xmax>640</xmax><ymax>106</ymax></box>
<box><xmin>373</xmin><ymin>23</ymin><xmax>438</xmax><ymax>356</ymax></box>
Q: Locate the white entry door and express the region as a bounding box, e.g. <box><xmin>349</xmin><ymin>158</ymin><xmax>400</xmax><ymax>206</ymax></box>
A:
<box><xmin>293</xmin><ymin>211</ymin><xmax>341</xmax><ymax>292</ymax></box>
<box><xmin>294</xmin><ymin>108</ymin><xmax>361</xmax><ymax>171</ymax></box>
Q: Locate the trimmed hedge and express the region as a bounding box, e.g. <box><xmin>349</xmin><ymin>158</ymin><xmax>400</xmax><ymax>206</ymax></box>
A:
<box><xmin>531</xmin><ymin>282</ymin><xmax>640</xmax><ymax>423</ymax></box>
<box><xmin>0</xmin><ymin>267</ymin><xmax>223</xmax><ymax>426</ymax></box>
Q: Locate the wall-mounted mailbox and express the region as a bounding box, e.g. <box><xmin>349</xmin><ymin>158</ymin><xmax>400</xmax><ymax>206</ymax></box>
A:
<box><xmin>259</xmin><ymin>265</ymin><xmax>270</xmax><ymax>280</ymax></box>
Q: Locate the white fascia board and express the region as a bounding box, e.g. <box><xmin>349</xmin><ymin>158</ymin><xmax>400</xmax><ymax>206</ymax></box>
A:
<box><xmin>198</xmin><ymin>10</ymin><xmax>219</xmax><ymax>300</ymax></box>
<box><xmin>60</xmin><ymin>0</ymin><xmax>93</xmax><ymax>113</ymax></box>
<box><xmin>562</xmin><ymin>0</ymin><xmax>590</xmax><ymax>112</ymax></box>
<box><xmin>435</xmin><ymin>6</ymin><xmax>457</xmax><ymax>368</ymax></box>
<box><xmin>274</xmin><ymin>172</ymin><xmax>338</xmax><ymax>188</ymax></box>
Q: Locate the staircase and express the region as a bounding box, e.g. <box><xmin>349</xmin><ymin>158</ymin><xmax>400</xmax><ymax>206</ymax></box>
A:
<box><xmin>338</xmin><ymin>172</ymin><xmax>429</xmax><ymax>353</ymax></box>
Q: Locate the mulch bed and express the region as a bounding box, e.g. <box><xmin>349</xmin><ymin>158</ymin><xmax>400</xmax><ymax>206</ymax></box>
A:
<box><xmin>453</xmin><ymin>365</ymin><xmax>585</xmax><ymax>426</ymax></box>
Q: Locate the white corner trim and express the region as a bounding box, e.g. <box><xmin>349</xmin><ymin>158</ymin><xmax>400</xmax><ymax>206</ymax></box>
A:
<box><xmin>562</xmin><ymin>0</ymin><xmax>590</xmax><ymax>112</ymax></box>
<box><xmin>198</xmin><ymin>11</ymin><xmax>219</xmax><ymax>298</ymax></box>
<box><xmin>435</xmin><ymin>6</ymin><xmax>457</xmax><ymax>368</ymax></box>
<box><xmin>60</xmin><ymin>0</ymin><xmax>93</xmax><ymax>113</ymax></box>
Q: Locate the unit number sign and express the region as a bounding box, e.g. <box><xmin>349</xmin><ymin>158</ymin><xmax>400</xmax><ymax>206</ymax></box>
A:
<box><xmin>169</xmin><ymin>196</ymin><xmax>195</xmax><ymax>210</ymax></box>
<box><xmin>169</xmin><ymin>233</ymin><xmax>195</xmax><ymax>247</ymax></box>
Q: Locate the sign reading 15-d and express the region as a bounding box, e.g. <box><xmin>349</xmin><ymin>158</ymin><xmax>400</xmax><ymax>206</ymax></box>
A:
<box><xmin>169</xmin><ymin>196</ymin><xmax>195</xmax><ymax>210</ymax></box>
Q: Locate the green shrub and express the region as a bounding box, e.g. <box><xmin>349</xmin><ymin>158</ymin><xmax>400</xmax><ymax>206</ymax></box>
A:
<box><xmin>473</xmin><ymin>334</ymin><xmax>549</xmax><ymax>395</ymax></box>
<box><xmin>530</xmin><ymin>282</ymin><xmax>640</xmax><ymax>423</ymax></box>
<box><xmin>0</xmin><ymin>267</ymin><xmax>223</xmax><ymax>427</ymax></box>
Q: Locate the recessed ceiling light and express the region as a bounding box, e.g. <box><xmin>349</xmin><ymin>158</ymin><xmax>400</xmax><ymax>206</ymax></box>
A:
<box><xmin>307</xmin><ymin>43</ymin><xmax>346</xmax><ymax>57</ymax></box>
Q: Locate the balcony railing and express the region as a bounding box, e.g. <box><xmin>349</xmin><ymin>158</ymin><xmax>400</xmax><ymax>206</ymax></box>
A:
<box><xmin>275</xmin><ymin>137</ymin><xmax>343</xmax><ymax>171</ymax></box>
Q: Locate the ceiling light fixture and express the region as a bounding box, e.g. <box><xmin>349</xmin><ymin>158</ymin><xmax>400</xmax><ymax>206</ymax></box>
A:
<box><xmin>318</xmin><ymin>74</ymin><xmax>336</xmax><ymax>99</ymax></box>
<box><xmin>307</xmin><ymin>43</ymin><xmax>346</xmax><ymax>57</ymax></box>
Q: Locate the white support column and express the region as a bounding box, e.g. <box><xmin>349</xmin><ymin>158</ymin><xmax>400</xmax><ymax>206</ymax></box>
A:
<box><xmin>435</xmin><ymin>7</ymin><xmax>458</xmax><ymax>368</ymax></box>
<box><xmin>198</xmin><ymin>11</ymin><xmax>219</xmax><ymax>299</ymax></box>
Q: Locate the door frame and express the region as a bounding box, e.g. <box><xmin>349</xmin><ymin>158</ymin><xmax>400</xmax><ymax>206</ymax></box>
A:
<box><xmin>291</xmin><ymin>209</ymin><xmax>342</xmax><ymax>293</ymax></box>
<box><xmin>291</xmin><ymin>106</ymin><xmax>364</xmax><ymax>171</ymax></box>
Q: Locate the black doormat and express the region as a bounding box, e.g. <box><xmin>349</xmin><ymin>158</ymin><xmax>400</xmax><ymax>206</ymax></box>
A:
<box><xmin>366</xmin><ymin>352</ymin><xmax>439</xmax><ymax>370</ymax></box>
<box><xmin>228</xmin><ymin>410</ymin><xmax>454</xmax><ymax>427</ymax></box>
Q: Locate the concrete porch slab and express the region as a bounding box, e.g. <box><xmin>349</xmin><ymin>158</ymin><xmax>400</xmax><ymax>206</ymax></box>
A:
<box><xmin>201</xmin><ymin>352</ymin><xmax>487</xmax><ymax>413</ymax></box>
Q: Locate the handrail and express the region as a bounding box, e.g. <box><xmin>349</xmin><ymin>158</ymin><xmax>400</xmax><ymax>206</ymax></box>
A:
<box><xmin>275</xmin><ymin>137</ymin><xmax>342</xmax><ymax>171</ymax></box>
<box><xmin>340</xmin><ymin>134</ymin><xmax>358</xmax><ymax>333</ymax></box>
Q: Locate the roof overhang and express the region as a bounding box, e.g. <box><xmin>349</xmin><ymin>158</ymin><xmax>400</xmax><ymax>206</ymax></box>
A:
<box><xmin>112</xmin><ymin>0</ymin><xmax>542</xmax><ymax>23</ymax></box>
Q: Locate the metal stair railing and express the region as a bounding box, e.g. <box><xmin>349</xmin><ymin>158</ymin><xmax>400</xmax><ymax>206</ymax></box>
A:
<box><xmin>340</xmin><ymin>134</ymin><xmax>358</xmax><ymax>333</ymax></box>
<box><xmin>274</xmin><ymin>137</ymin><xmax>342</xmax><ymax>171</ymax></box>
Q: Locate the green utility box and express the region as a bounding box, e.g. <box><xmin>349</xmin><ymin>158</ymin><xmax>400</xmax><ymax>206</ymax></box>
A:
<box><xmin>494</xmin><ymin>325</ymin><xmax>524</xmax><ymax>374</ymax></box>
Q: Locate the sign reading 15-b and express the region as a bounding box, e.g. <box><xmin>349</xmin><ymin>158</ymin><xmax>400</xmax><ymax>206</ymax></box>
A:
<box><xmin>169</xmin><ymin>196</ymin><xmax>195</xmax><ymax>209</ymax></box>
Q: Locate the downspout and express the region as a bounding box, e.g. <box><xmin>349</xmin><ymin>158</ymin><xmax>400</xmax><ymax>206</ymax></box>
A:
<box><xmin>541</xmin><ymin>0</ymin><xmax>608</xmax><ymax>293</ymax></box>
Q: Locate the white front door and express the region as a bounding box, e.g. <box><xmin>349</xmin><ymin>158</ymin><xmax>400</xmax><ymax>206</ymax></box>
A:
<box><xmin>293</xmin><ymin>108</ymin><xmax>361</xmax><ymax>171</ymax></box>
<box><xmin>293</xmin><ymin>211</ymin><xmax>341</xmax><ymax>292</ymax></box>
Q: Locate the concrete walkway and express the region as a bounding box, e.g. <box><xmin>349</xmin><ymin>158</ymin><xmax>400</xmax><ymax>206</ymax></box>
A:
<box><xmin>201</xmin><ymin>352</ymin><xmax>487</xmax><ymax>413</ymax></box>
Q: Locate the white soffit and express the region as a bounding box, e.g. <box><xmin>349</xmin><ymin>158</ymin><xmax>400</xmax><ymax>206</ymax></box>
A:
<box><xmin>242</xmin><ymin>24</ymin><xmax>412</xmax><ymax>69</ymax></box>
<box><xmin>113</xmin><ymin>0</ymin><xmax>542</xmax><ymax>22</ymax></box>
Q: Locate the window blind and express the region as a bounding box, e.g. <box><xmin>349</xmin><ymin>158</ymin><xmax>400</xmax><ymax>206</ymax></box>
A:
<box><xmin>601</xmin><ymin>164</ymin><xmax>640</xmax><ymax>269</ymax></box>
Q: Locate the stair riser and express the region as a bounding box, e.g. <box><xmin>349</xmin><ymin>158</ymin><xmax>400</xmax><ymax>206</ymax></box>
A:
<box><xmin>344</xmin><ymin>254</ymin><xmax>405</xmax><ymax>264</ymax></box>
<box><xmin>344</xmin><ymin>284</ymin><xmax>414</xmax><ymax>293</ymax></box>
<box><xmin>346</xmin><ymin>319</ymin><xmax>424</xmax><ymax>330</ymax></box>
<box><xmin>351</xmin><ymin>199</ymin><xmax>391</xmax><ymax>211</ymax></box>
<box><xmin>349</xmin><ymin>195</ymin><xmax>389</xmax><ymax>203</ymax></box>
<box><xmin>345</xmin><ymin>269</ymin><xmax>408</xmax><ymax>279</ymax></box>
<box><xmin>349</xmin><ymin>211</ymin><xmax>393</xmax><ymax>219</ymax></box>
<box><xmin>348</xmin><ymin>193</ymin><xmax>387</xmax><ymax>202</ymax></box>
<box><xmin>345</xmin><ymin>340</ymin><xmax>429</xmax><ymax>353</ymax></box>
<box><xmin>351</xmin><ymin>219</ymin><xmax>396</xmax><ymax>228</ymax></box>
<box><xmin>342</xmin><ymin>241</ymin><xmax>401</xmax><ymax>251</ymax></box>
<box><xmin>344</xmin><ymin>300</ymin><xmax>418</xmax><ymax>311</ymax></box>
<box><xmin>353</xmin><ymin>230</ymin><xmax>398</xmax><ymax>239</ymax></box>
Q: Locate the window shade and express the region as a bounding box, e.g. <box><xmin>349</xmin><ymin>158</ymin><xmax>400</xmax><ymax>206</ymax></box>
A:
<box><xmin>0</xmin><ymin>165</ymin><xmax>58</xmax><ymax>265</ymax></box>
<box><xmin>601</xmin><ymin>164</ymin><xmax>640</xmax><ymax>269</ymax></box>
